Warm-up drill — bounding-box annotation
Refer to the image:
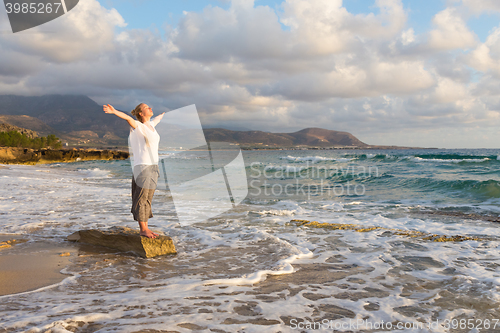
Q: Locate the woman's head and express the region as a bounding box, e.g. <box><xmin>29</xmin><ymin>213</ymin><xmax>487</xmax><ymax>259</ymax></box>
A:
<box><xmin>131</xmin><ymin>103</ymin><xmax>153</xmax><ymax>123</ymax></box>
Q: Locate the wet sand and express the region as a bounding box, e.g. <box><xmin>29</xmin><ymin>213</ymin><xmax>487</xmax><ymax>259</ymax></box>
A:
<box><xmin>0</xmin><ymin>234</ymin><xmax>76</xmax><ymax>296</ymax></box>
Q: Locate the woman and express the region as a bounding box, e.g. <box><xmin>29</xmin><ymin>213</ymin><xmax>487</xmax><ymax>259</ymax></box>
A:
<box><xmin>103</xmin><ymin>103</ymin><xmax>165</xmax><ymax>238</ymax></box>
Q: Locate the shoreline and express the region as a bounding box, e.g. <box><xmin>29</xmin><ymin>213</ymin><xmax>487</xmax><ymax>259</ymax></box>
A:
<box><xmin>0</xmin><ymin>147</ymin><xmax>129</xmax><ymax>165</ymax></box>
<box><xmin>240</xmin><ymin>145</ymin><xmax>437</xmax><ymax>150</ymax></box>
<box><xmin>0</xmin><ymin>146</ymin><xmax>437</xmax><ymax>164</ymax></box>
<box><xmin>0</xmin><ymin>234</ymin><xmax>76</xmax><ymax>297</ymax></box>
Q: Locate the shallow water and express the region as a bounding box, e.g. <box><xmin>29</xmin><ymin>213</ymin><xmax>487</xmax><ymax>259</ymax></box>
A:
<box><xmin>0</xmin><ymin>149</ymin><xmax>499</xmax><ymax>332</ymax></box>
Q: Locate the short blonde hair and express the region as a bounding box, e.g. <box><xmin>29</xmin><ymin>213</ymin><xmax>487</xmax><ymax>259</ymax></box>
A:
<box><xmin>131</xmin><ymin>103</ymin><xmax>145</xmax><ymax>122</ymax></box>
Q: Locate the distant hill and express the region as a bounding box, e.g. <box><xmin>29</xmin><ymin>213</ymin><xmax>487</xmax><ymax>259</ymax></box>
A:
<box><xmin>0</xmin><ymin>95</ymin><xmax>129</xmax><ymax>145</ymax></box>
<box><xmin>204</xmin><ymin>127</ymin><xmax>368</xmax><ymax>148</ymax></box>
<box><xmin>0</xmin><ymin>115</ymin><xmax>56</xmax><ymax>137</ymax></box>
<box><xmin>0</xmin><ymin>94</ymin><xmax>372</xmax><ymax>148</ymax></box>
<box><xmin>0</xmin><ymin>121</ymin><xmax>38</xmax><ymax>139</ymax></box>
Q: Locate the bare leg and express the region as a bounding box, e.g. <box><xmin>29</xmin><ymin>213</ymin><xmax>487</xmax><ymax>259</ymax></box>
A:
<box><xmin>138</xmin><ymin>221</ymin><xmax>159</xmax><ymax>238</ymax></box>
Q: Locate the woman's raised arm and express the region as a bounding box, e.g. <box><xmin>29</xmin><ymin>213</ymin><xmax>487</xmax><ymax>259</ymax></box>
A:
<box><xmin>152</xmin><ymin>112</ymin><xmax>166</xmax><ymax>127</ymax></box>
<box><xmin>103</xmin><ymin>104</ymin><xmax>138</xmax><ymax>129</ymax></box>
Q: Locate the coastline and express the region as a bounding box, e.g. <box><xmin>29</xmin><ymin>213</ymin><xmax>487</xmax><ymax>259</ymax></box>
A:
<box><xmin>0</xmin><ymin>147</ymin><xmax>129</xmax><ymax>165</ymax></box>
<box><xmin>239</xmin><ymin>145</ymin><xmax>436</xmax><ymax>150</ymax></box>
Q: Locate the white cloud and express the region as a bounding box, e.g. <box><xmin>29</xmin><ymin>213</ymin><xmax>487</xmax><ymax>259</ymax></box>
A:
<box><xmin>468</xmin><ymin>26</ymin><xmax>500</xmax><ymax>76</ymax></box>
<box><xmin>2</xmin><ymin>0</ymin><xmax>500</xmax><ymax>147</ymax></box>
<box><xmin>173</xmin><ymin>0</ymin><xmax>407</xmax><ymax>63</ymax></box>
<box><xmin>0</xmin><ymin>0</ymin><xmax>126</xmax><ymax>63</ymax></box>
<box><xmin>281</xmin><ymin>0</ymin><xmax>406</xmax><ymax>55</ymax></box>
<box><xmin>367</xmin><ymin>60</ymin><xmax>435</xmax><ymax>95</ymax></box>
<box><xmin>174</xmin><ymin>2</ymin><xmax>287</xmax><ymax>62</ymax></box>
<box><xmin>428</xmin><ymin>8</ymin><xmax>477</xmax><ymax>51</ymax></box>
<box><xmin>462</xmin><ymin>0</ymin><xmax>500</xmax><ymax>15</ymax></box>
<box><xmin>431</xmin><ymin>77</ymin><xmax>468</xmax><ymax>104</ymax></box>
<box><xmin>401</xmin><ymin>28</ymin><xmax>415</xmax><ymax>45</ymax></box>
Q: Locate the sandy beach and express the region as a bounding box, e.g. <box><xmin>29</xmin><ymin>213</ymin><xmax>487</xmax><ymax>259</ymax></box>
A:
<box><xmin>0</xmin><ymin>234</ymin><xmax>76</xmax><ymax>297</ymax></box>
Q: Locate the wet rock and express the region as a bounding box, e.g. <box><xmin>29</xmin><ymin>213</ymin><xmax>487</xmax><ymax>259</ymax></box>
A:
<box><xmin>177</xmin><ymin>323</ymin><xmax>205</xmax><ymax>330</ymax></box>
<box><xmin>67</xmin><ymin>227</ymin><xmax>176</xmax><ymax>258</ymax></box>
<box><xmin>233</xmin><ymin>303</ymin><xmax>260</xmax><ymax>316</ymax></box>
<box><xmin>364</xmin><ymin>302</ymin><xmax>380</xmax><ymax>311</ymax></box>
<box><xmin>302</xmin><ymin>293</ymin><xmax>331</xmax><ymax>301</ymax></box>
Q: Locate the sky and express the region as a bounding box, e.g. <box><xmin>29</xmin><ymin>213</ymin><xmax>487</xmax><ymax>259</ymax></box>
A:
<box><xmin>1</xmin><ymin>0</ymin><xmax>500</xmax><ymax>148</ymax></box>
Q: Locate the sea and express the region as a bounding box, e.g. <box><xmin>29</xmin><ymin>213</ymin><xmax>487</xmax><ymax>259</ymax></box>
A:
<box><xmin>1</xmin><ymin>148</ymin><xmax>499</xmax><ymax>332</ymax></box>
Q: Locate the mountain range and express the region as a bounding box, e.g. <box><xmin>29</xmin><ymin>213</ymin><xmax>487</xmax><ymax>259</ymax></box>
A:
<box><xmin>0</xmin><ymin>94</ymin><xmax>373</xmax><ymax>148</ymax></box>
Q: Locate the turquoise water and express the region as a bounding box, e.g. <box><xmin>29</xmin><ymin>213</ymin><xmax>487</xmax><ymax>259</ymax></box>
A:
<box><xmin>1</xmin><ymin>148</ymin><xmax>499</xmax><ymax>332</ymax></box>
<box><xmin>242</xmin><ymin>149</ymin><xmax>500</xmax><ymax>220</ymax></box>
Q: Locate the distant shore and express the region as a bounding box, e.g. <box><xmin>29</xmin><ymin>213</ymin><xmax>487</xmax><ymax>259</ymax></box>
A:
<box><xmin>0</xmin><ymin>147</ymin><xmax>129</xmax><ymax>165</ymax></box>
<box><xmin>0</xmin><ymin>145</ymin><xmax>434</xmax><ymax>165</ymax></box>
<box><xmin>239</xmin><ymin>145</ymin><xmax>434</xmax><ymax>150</ymax></box>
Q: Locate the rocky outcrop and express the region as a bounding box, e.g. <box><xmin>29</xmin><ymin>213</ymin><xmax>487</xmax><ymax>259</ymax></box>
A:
<box><xmin>0</xmin><ymin>147</ymin><xmax>129</xmax><ymax>164</ymax></box>
<box><xmin>67</xmin><ymin>227</ymin><xmax>176</xmax><ymax>258</ymax></box>
<box><xmin>0</xmin><ymin>115</ymin><xmax>56</xmax><ymax>137</ymax></box>
<box><xmin>0</xmin><ymin>122</ymin><xmax>38</xmax><ymax>139</ymax></box>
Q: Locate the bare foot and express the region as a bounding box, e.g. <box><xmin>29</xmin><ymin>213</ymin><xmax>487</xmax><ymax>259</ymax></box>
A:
<box><xmin>139</xmin><ymin>229</ymin><xmax>158</xmax><ymax>238</ymax></box>
<box><xmin>138</xmin><ymin>221</ymin><xmax>159</xmax><ymax>238</ymax></box>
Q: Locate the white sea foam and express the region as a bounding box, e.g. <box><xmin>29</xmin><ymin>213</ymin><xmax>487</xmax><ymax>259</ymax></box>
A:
<box><xmin>264</xmin><ymin>165</ymin><xmax>304</xmax><ymax>173</ymax></box>
<box><xmin>410</xmin><ymin>156</ymin><xmax>490</xmax><ymax>163</ymax></box>
<box><xmin>77</xmin><ymin>167</ymin><xmax>112</xmax><ymax>178</ymax></box>
<box><xmin>1</xmin><ymin>158</ymin><xmax>500</xmax><ymax>332</ymax></box>
<box><xmin>281</xmin><ymin>155</ymin><xmax>354</xmax><ymax>163</ymax></box>
<box><xmin>320</xmin><ymin>202</ymin><xmax>344</xmax><ymax>211</ymax></box>
<box><xmin>204</xmin><ymin>248</ymin><xmax>313</xmax><ymax>286</ymax></box>
<box><xmin>255</xmin><ymin>209</ymin><xmax>297</xmax><ymax>216</ymax></box>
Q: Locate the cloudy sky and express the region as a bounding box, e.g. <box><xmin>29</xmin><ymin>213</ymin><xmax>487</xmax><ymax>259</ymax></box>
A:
<box><xmin>1</xmin><ymin>0</ymin><xmax>500</xmax><ymax>148</ymax></box>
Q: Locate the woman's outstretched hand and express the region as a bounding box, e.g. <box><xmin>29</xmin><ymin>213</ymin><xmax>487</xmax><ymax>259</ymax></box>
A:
<box><xmin>152</xmin><ymin>112</ymin><xmax>166</xmax><ymax>126</ymax></box>
<box><xmin>103</xmin><ymin>104</ymin><xmax>117</xmax><ymax>114</ymax></box>
<box><xmin>103</xmin><ymin>104</ymin><xmax>138</xmax><ymax>129</ymax></box>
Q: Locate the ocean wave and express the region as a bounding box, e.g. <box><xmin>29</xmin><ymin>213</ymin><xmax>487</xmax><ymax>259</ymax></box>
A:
<box><xmin>409</xmin><ymin>156</ymin><xmax>490</xmax><ymax>163</ymax></box>
<box><xmin>415</xmin><ymin>153</ymin><xmax>497</xmax><ymax>160</ymax></box>
<box><xmin>399</xmin><ymin>178</ymin><xmax>500</xmax><ymax>198</ymax></box>
<box><xmin>404</xmin><ymin>154</ymin><xmax>498</xmax><ymax>164</ymax></box>
<box><xmin>319</xmin><ymin>202</ymin><xmax>344</xmax><ymax>211</ymax></box>
<box><xmin>264</xmin><ymin>165</ymin><xmax>305</xmax><ymax>173</ymax></box>
<box><xmin>264</xmin><ymin>200</ymin><xmax>308</xmax><ymax>215</ymax></box>
<box><xmin>342</xmin><ymin>153</ymin><xmax>497</xmax><ymax>163</ymax></box>
<box><xmin>159</xmin><ymin>153</ymin><xmax>207</xmax><ymax>160</ymax></box>
<box><xmin>77</xmin><ymin>168</ymin><xmax>112</xmax><ymax>178</ymax></box>
<box><xmin>204</xmin><ymin>246</ymin><xmax>313</xmax><ymax>286</ymax></box>
<box><xmin>343</xmin><ymin>153</ymin><xmax>397</xmax><ymax>160</ymax></box>
<box><xmin>280</xmin><ymin>156</ymin><xmax>354</xmax><ymax>163</ymax></box>
<box><xmin>254</xmin><ymin>209</ymin><xmax>298</xmax><ymax>216</ymax></box>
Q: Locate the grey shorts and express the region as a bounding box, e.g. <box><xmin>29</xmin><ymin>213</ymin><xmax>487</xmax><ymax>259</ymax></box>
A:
<box><xmin>131</xmin><ymin>165</ymin><xmax>159</xmax><ymax>222</ymax></box>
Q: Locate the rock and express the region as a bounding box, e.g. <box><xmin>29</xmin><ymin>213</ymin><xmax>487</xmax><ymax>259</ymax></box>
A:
<box><xmin>0</xmin><ymin>147</ymin><xmax>129</xmax><ymax>164</ymax></box>
<box><xmin>0</xmin><ymin>238</ymin><xmax>28</xmax><ymax>249</ymax></box>
<box><xmin>67</xmin><ymin>227</ymin><xmax>176</xmax><ymax>258</ymax></box>
<box><xmin>0</xmin><ymin>122</ymin><xmax>38</xmax><ymax>138</ymax></box>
